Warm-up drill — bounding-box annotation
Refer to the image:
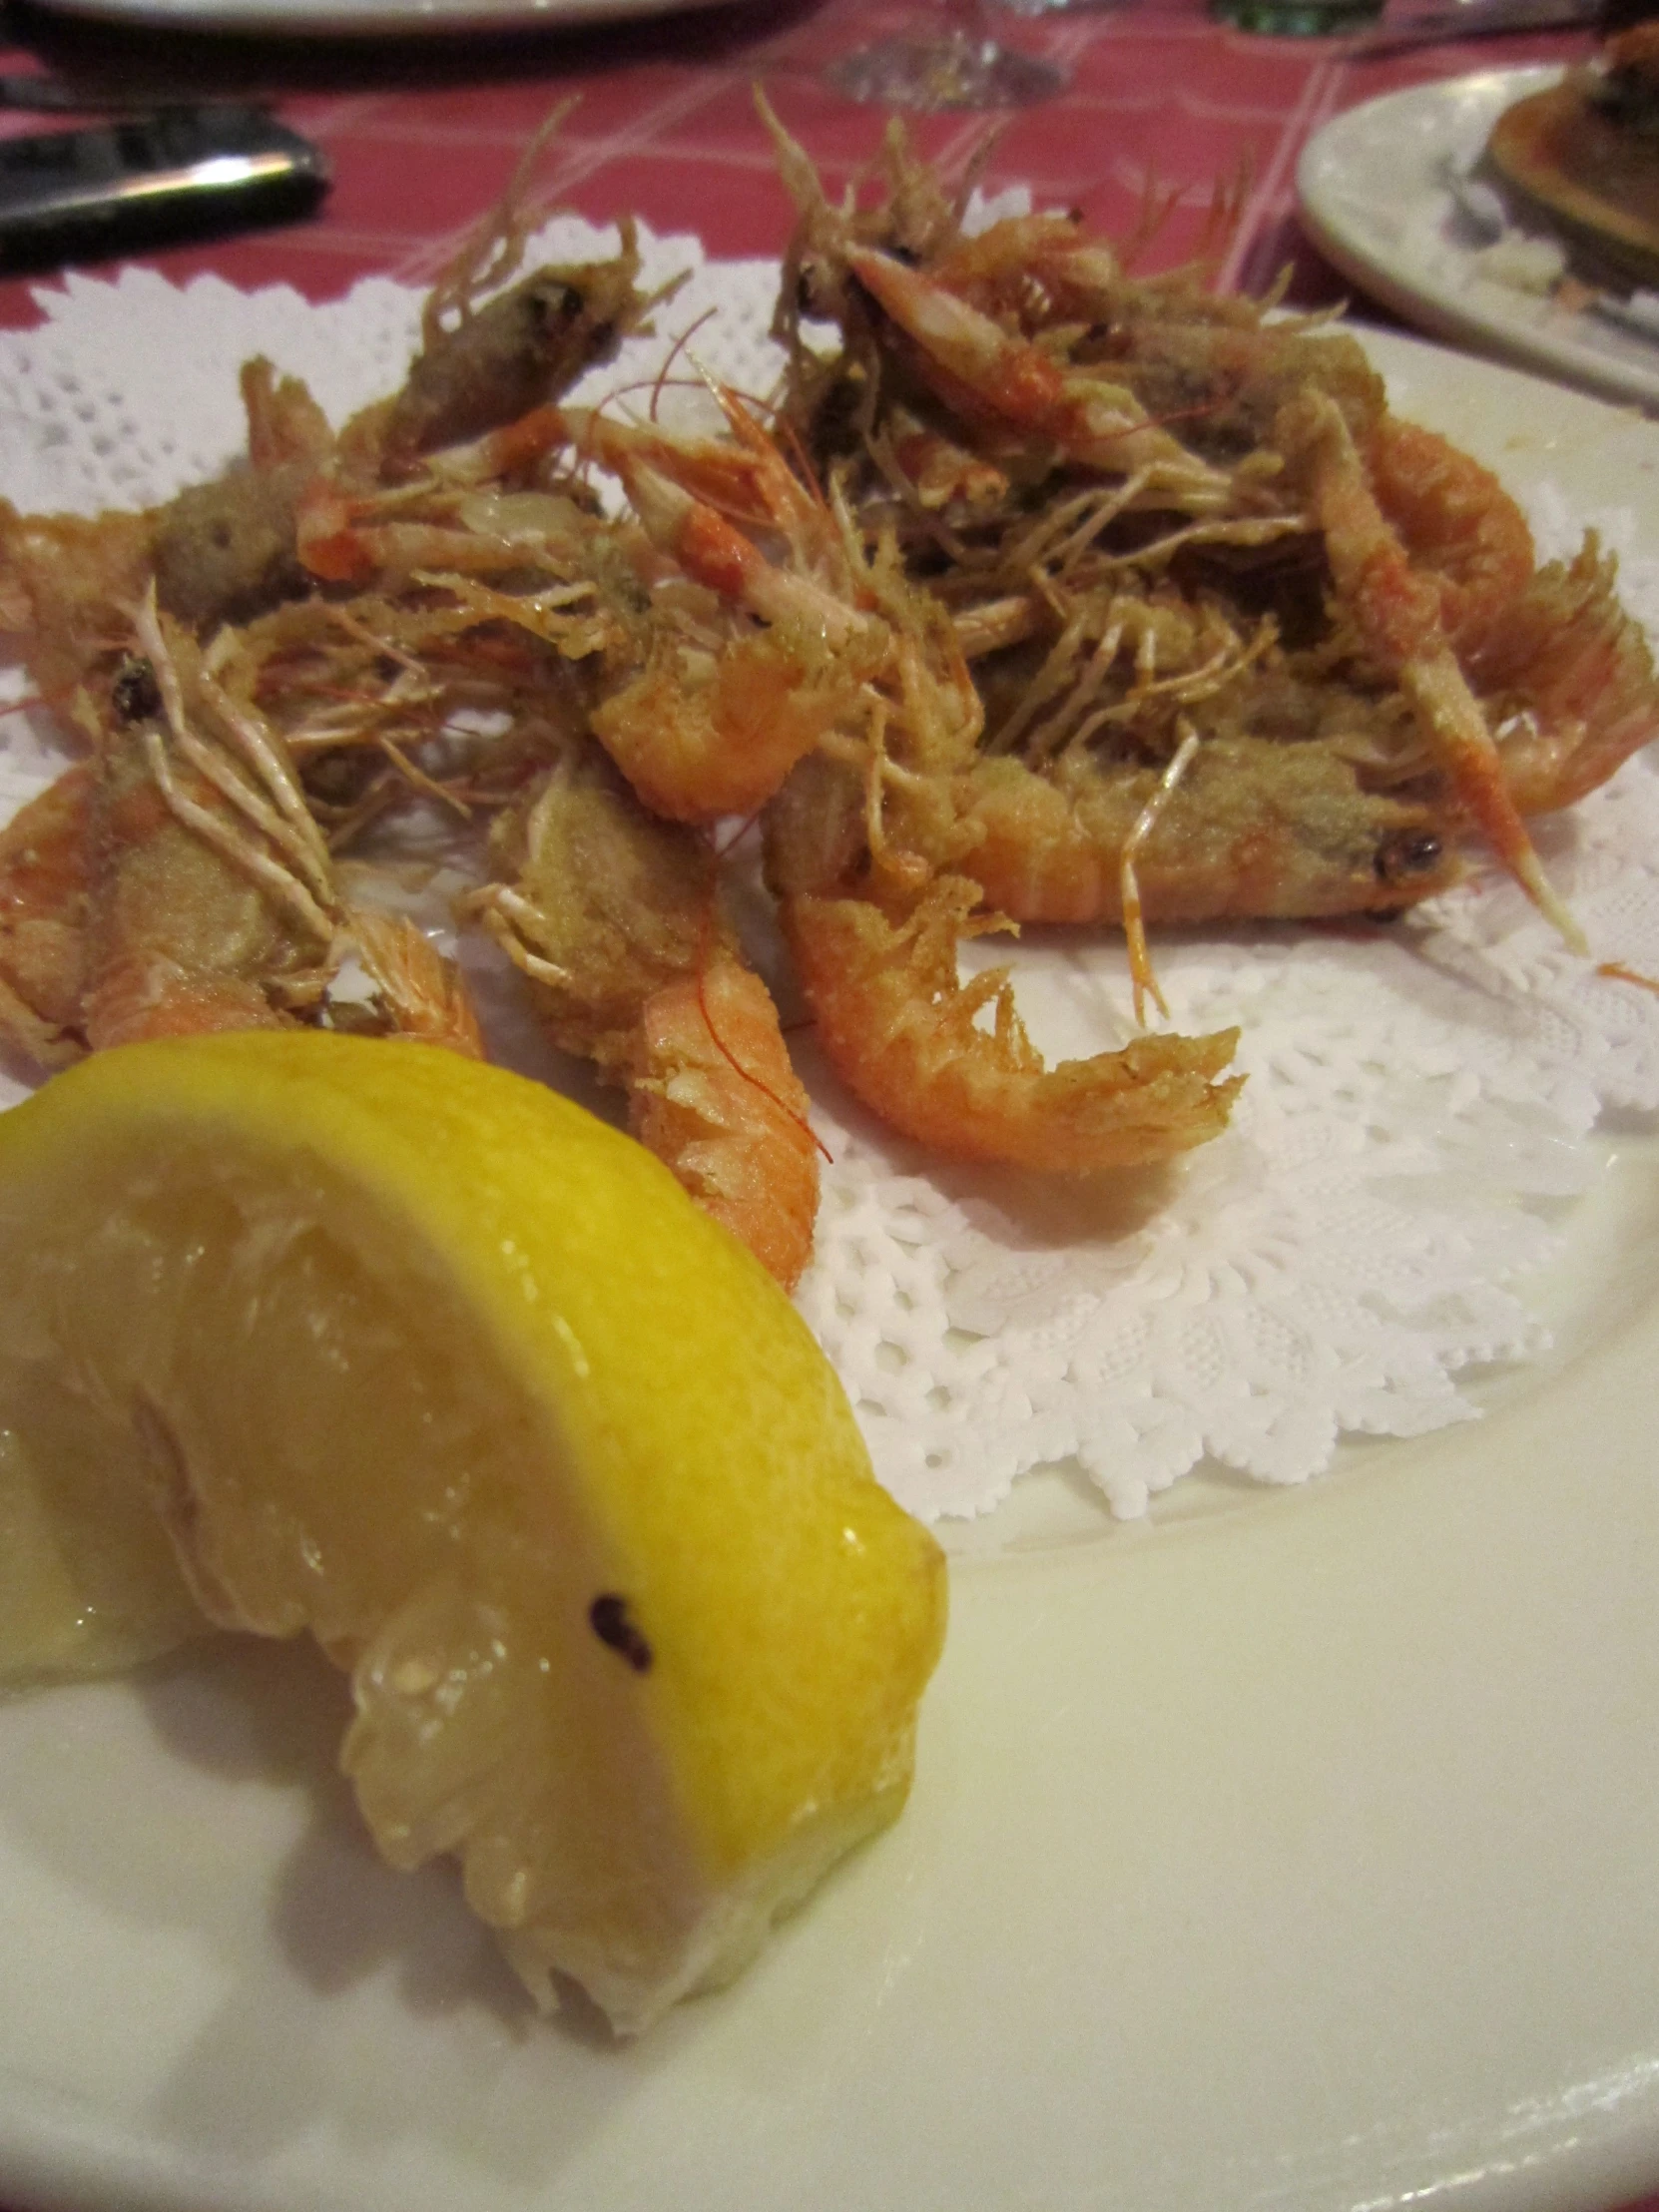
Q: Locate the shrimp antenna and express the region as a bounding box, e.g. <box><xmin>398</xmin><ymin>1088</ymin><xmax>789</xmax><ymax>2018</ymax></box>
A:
<box><xmin>600</xmin><ymin>364</ymin><xmax>783</xmax><ymax>429</ymax></box>
<box><xmin>1193</xmin><ymin>153</ymin><xmax>1254</xmax><ymax>277</ymax></box>
<box><xmin>649</xmin><ymin>305</ymin><xmax>721</xmax><ymax>422</ymax></box>
<box><xmin>691</xmin><ymin>898</ymin><xmax>834</xmax><ymax>1165</ymax></box>
<box><xmin>1120</xmin><ymin>167</ymin><xmax>1185</xmax><ymax>274</ymax></box>
<box><xmin>682</xmin><ymin>350</ymin><xmax>829</xmax><ymax>511</ymax></box>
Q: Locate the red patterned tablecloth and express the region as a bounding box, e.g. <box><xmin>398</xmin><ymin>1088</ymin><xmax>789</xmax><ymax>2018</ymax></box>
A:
<box><xmin>0</xmin><ymin>1</ymin><xmax>1655</xmax><ymax>2207</ymax></box>
<box><xmin>0</xmin><ymin>0</ymin><xmax>1609</xmax><ymax>316</ymax></box>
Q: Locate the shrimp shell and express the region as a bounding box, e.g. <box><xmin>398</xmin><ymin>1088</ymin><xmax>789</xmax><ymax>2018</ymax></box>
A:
<box><xmin>590</xmin><ymin>629</ymin><xmax>865</xmax><ymax>827</ymax></box>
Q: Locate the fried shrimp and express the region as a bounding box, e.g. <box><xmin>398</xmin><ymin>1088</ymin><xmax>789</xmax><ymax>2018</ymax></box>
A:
<box><xmin>379</xmin><ymin>227</ymin><xmax>653</xmax><ymax>473</ymax></box>
<box><xmin>629</xmin><ymin>955</ymin><xmax>821</xmax><ymax>1291</ymax></box>
<box><xmin>4</xmin><ymin>116</ymin><xmax>1657</xmax><ymax>1301</ymax></box>
<box><xmin>0</xmin><ymin>605</ymin><xmax>485</xmax><ymax>1067</ymax></box>
<box><xmin>1283</xmin><ymin>389</ymin><xmax>1587</xmax><ymax>950</ymax></box>
<box><xmin>764</xmin><ymin>726</ymin><xmax>1243</xmax><ymax>1174</ymax></box>
<box><xmin>841</xmin><ymin>245</ymin><xmax>1238</xmax><ymax>515</ymax></box>
<box><xmin>758</xmin><ymin>107</ymin><xmax>1659</xmax><ymax>971</ymax></box>
<box><xmin>377</xmin><ymin>104</ymin><xmax>665</xmax><ymax>473</ymax></box>
<box><xmin>934</xmin><ymin>740</ymin><xmax>1461</xmax><ymax>927</ymax></box>
<box><xmin>469</xmin><ymin>743</ymin><xmax>819</xmax><ymax>1288</ymax></box>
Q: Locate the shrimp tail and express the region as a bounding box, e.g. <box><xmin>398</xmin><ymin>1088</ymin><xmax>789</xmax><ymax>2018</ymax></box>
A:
<box><xmin>332</xmin><ymin>906</ymin><xmax>486</xmax><ymax>1059</ymax></box>
<box><xmin>1471</xmin><ymin>533</ymin><xmax>1659</xmax><ymax>817</ymax></box>
<box><xmin>629</xmin><ymin>952</ymin><xmax>820</xmax><ymax>1291</ymax></box>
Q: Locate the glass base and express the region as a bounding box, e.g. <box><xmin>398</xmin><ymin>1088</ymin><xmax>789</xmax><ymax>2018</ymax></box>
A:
<box><xmin>992</xmin><ymin>0</ymin><xmax>1130</xmax><ymax>14</ymax></box>
<box><xmin>826</xmin><ymin>32</ymin><xmax>1067</xmax><ymax>110</ymax></box>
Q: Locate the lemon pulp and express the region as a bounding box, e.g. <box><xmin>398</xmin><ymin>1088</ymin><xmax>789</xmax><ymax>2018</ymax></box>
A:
<box><xmin>0</xmin><ymin>1031</ymin><xmax>946</xmax><ymax>2031</ymax></box>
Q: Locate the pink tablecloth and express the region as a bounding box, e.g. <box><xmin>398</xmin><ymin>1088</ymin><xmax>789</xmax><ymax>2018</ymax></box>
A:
<box><xmin>0</xmin><ymin>0</ymin><xmax>1654</xmax><ymax>2206</ymax></box>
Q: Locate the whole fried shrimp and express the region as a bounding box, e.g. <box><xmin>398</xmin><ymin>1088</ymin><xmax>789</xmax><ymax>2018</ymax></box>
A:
<box><xmin>779</xmin><ymin>867</ymin><xmax>1241</xmax><ymax>1170</ymax></box>
<box><xmin>764</xmin><ymin>738</ymin><xmax>1244</xmax><ymax>1171</ymax></box>
<box><xmin>469</xmin><ymin>742</ymin><xmax>820</xmax><ymax>1289</ymax></box>
<box><xmin>379</xmin><ymin>222</ymin><xmax>657</xmax><ymax>474</ymax></box>
<box><xmin>0</xmin><ymin>604</ymin><xmax>484</xmax><ymax>1069</ymax></box>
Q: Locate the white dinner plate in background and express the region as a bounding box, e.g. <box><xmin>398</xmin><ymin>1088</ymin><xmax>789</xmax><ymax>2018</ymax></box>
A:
<box><xmin>1300</xmin><ymin>68</ymin><xmax>1659</xmax><ymax>411</ymax></box>
<box><xmin>18</xmin><ymin>0</ymin><xmax>729</xmax><ymax>41</ymax></box>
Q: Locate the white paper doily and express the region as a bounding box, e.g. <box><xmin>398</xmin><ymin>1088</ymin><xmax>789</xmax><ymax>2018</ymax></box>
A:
<box><xmin>5</xmin><ymin>220</ymin><xmax>1659</xmax><ymax>1526</ymax></box>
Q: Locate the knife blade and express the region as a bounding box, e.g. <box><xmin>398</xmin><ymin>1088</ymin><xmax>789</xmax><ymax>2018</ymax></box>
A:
<box><xmin>0</xmin><ymin>76</ymin><xmax>160</xmax><ymax>115</ymax></box>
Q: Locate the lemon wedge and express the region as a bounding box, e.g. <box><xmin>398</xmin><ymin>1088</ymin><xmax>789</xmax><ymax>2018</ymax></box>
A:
<box><xmin>0</xmin><ymin>1032</ymin><xmax>945</xmax><ymax>2033</ymax></box>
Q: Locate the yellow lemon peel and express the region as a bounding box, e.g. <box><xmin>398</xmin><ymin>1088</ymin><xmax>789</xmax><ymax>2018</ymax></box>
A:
<box><xmin>0</xmin><ymin>1031</ymin><xmax>945</xmax><ymax>2032</ymax></box>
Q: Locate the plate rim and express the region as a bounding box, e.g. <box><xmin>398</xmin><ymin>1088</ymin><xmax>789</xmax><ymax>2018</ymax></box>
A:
<box><xmin>12</xmin><ymin>0</ymin><xmax>731</xmax><ymax>38</ymax></box>
<box><xmin>1297</xmin><ymin>64</ymin><xmax>1659</xmax><ymax>413</ymax></box>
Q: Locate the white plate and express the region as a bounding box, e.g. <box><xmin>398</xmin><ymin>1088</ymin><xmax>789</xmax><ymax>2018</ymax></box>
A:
<box><xmin>1299</xmin><ymin>68</ymin><xmax>1659</xmax><ymax>411</ymax></box>
<box><xmin>5</xmin><ymin>333</ymin><xmax>1659</xmax><ymax>2212</ymax></box>
<box><xmin>23</xmin><ymin>0</ymin><xmax>728</xmax><ymax>41</ymax></box>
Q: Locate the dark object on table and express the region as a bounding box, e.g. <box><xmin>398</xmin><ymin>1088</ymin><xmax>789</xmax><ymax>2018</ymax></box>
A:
<box><xmin>1350</xmin><ymin>0</ymin><xmax>1654</xmax><ymax>55</ymax></box>
<box><xmin>0</xmin><ymin>104</ymin><xmax>327</xmax><ymax>269</ymax></box>
<box><xmin>0</xmin><ymin>72</ymin><xmax>156</xmax><ymax>110</ymax></box>
<box><xmin>1210</xmin><ymin>0</ymin><xmax>1382</xmax><ymax>33</ymax></box>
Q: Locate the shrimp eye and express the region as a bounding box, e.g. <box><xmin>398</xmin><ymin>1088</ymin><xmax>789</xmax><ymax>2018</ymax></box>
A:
<box><xmin>529</xmin><ymin>281</ymin><xmax>584</xmax><ymax>335</ymax></box>
<box><xmin>589</xmin><ymin>1592</ymin><xmax>653</xmax><ymax>1673</ymax></box>
<box><xmin>112</xmin><ymin>658</ymin><xmax>162</xmax><ymax>725</ymax></box>
<box><xmin>1374</xmin><ymin>829</ymin><xmax>1444</xmax><ymax>882</ymax></box>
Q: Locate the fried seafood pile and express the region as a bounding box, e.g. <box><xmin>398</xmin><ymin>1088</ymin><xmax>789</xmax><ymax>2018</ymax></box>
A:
<box><xmin>1</xmin><ymin>112</ymin><xmax>1655</xmax><ymax>1293</ymax></box>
